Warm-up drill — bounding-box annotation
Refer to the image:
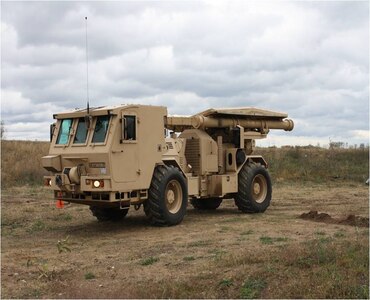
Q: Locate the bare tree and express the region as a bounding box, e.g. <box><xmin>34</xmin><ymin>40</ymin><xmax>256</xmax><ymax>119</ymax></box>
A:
<box><xmin>0</xmin><ymin>120</ymin><xmax>5</xmax><ymax>140</ymax></box>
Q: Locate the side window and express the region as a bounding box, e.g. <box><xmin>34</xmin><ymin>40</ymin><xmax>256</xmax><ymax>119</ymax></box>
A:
<box><xmin>56</xmin><ymin>119</ymin><xmax>72</xmax><ymax>145</ymax></box>
<box><xmin>73</xmin><ymin>118</ymin><xmax>88</xmax><ymax>144</ymax></box>
<box><xmin>92</xmin><ymin>115</ymin><xmax>110</xmax><ymax>143</ymax></box>
<box><xmin>123</xmin><ymin>115</ymin><xmax>136</xmax><ymax>141</ymax></box>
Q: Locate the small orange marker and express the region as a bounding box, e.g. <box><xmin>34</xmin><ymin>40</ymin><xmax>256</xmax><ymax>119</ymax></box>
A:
<box><xmin>56</xmin><ymin>200</ymin><xmax>64</xmax><ymax>208</ymax></box>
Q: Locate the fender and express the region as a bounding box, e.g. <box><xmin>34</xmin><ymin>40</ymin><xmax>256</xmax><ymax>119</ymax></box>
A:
<box><xmin>238</xmin><ymin>155</ymin><xmax>268</xmax><ymax>173</ymax></box>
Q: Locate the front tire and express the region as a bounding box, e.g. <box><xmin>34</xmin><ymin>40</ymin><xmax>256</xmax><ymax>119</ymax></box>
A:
<box><xmin>190</xmin><ymin>198</ymin><xmax>223</xmax><ymax>210</ymax></box>
<box><xmin>144</xmin><ymin>165</ymin><xmax>188</xmax><ymax>226</ymax></box>
<box><xmin>235</xmin><ymin>162</ymin><xmax>272</xmax><ymax>213</ymax></box>
<box><xmin>90</xmin><ymin>206</ymin><xmax>128</xmax><ymax>222</ymax></box>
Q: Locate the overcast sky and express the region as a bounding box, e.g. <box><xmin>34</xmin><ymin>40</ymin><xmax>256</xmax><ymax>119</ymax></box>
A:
<box><xmin>1</xmin><ymin>1</ymin><xmax>369</xmax><ymax>146</ymax></box>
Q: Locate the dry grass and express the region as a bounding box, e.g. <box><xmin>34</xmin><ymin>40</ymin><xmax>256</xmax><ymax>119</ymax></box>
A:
<box><xmin>257</xmin><ymin>146</ymin><xmax>369</xmax><ymax>183</ymax></box>
<box><xmin>1</xmin><ymin>141</ymin><xmax>369</xmax><ymax>298</ymax></box>
<box><xmin>1</xmin><ymin>140</ymin><xmax>50</xmax><ymax>187</ymax></box>
<box><xmin>1</xmin><ymin>183</ymin><xmax>368</xmax><ymax>299</ymax></box>
<box><xmin>1</xmin><ymin>141</ymin><xmax>368</xmax><ymax>188</ymax></box>
<box><xmin>138</xmin><ymin>237</ymin><xmax>369</xmax><ymax>299</ymax></box>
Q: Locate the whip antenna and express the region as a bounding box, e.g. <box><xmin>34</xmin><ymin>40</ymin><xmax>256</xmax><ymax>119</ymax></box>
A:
<box><xmin>85</xmin><ymin>16</ymin><xmax>90</xmax><ymax>114</ymax></box>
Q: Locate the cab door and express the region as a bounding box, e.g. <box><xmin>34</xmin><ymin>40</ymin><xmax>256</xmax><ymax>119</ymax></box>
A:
<box><xmin>112</xmin><ymin>109</ymin><xmax>139</xmax><ymax>183</ymax></box>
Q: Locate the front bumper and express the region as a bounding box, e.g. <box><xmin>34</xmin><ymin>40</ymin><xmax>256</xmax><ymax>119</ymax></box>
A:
<box><xmin>44</xmin><ymin>175</ymin><xmax>148</xmax><ymax>207</ymax></box>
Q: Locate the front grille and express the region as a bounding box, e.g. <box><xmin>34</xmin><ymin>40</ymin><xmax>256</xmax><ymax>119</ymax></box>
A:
<box><xmin>185</xmin><ymin>139</ymin><xmax>200</xmax><ymax>174</ymax></box>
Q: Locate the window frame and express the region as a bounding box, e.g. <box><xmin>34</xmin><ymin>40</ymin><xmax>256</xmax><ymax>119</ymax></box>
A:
<box><xmin>72</xmin><ymin>117</ymin><xmax>90</xmax><ymax>147</ymax></box>
<box><xmin>55</xmin><ymin>118</ymin><xmax>73</xmax><ymax>147</ymax></box>
<box><xmin>90</xmin><ymin>115</ymin><xmax>111</xmax><ymax>146</ymax></box>
<box><xmin>121</xmin><ymin>114</ymin><xmax>137</xmax><ymax>144</ymax></box>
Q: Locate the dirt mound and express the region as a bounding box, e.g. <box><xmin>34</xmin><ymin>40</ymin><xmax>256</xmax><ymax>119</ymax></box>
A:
<box><xmin>300</xmin><ymin>210</ymin><xmax>369</xmax><ymax>228</ymax></box>
<box><xmin>339</xmin><ymin>214</ymin><xmax>369</xmax><ymax>227</ymax></box>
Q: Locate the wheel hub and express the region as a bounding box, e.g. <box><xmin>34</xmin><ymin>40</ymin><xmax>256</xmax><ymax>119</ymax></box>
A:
<box><xmin>251</xmin><ymin>174</ymin><xmax>267</xmax><ymax>203</ymax></box>
<box><xmin>167</xmin><ymin>189</ymin><xmax>175</xmax><ymax>204</ymax></box>
<box><xmin>165</xmin><ymin>180</ymin><xmax>183</xmax><ymax>214</ymax></box>
<box><xmin>253</xmin><ymin>182</ymin><xmax>261</xmax><ymax>195</ymax></box>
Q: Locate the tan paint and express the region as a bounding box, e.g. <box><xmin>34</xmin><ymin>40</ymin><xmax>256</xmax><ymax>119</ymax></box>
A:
<box><xmin>42</xmin><ymin>104</ymin><xmax>293</xmax><ymax>207</ymax></box>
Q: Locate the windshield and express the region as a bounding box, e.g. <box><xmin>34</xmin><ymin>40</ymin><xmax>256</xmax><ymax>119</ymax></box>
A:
<box><xmin>73</xmin><ymin>118</ymin><xmax>88</xmax><ymax>144</ymax></box>
<box><xmin>92</xmin><ymin>115</ymin><xmax>110</xmax><ymax>143</ymax></box>
<box><xmin>56</xmin><ymin>119</ymin><xmax>72</xmax><ymax>144</ymax></box>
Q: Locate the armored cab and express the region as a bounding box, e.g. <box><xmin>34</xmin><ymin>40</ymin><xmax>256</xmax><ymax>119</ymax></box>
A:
<box><xmin>42</xmin><ymin>104</ymin><xmax>293</xmax><ymax>226</ymax></box>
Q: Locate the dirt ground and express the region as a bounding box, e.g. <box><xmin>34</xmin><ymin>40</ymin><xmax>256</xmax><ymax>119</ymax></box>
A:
<box><xmin>1</xmin><ymin>181</ymin><xmax>369</xmax><ymax>299</ymax></box>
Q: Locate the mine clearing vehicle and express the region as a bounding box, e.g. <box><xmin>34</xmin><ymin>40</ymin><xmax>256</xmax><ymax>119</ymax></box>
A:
<box><xmin>42</xmin><ymin>105</ymin><xmax>294</xmax><ymax>225</ymax></box>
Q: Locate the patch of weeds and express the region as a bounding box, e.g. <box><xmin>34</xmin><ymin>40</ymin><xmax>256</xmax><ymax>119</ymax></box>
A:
<box><xmin>318</xmin><ymin>236</ymin><xmax>332</xmax><ymax>243</ymax></box>
<box><xmin>334</xmin><ymin>231</ymin><xmax>345</xmax><ymax>238</ymax></box>
<box><xmin>260</xmin><ymin>236</ymin><xmax>289</xmax><ymax>245</ymax></box>
<box><xmin>84</xmin><ymin>272</ymin><xmax>95</xmax><ymax>280</ymax></box>
<box><xmin>259</xmin><ymin>236</ymin><xmax>274</xmax><ymax>244</ymax></box>
<box><xmin>218</xmin><ymin>226</ymin><xmax>231</xmax><ymax>233</ymax></box>
<box><xmin>51</xmin><ymin>213</ymin><xmax>73</xmax><ymax>222</ymax></box>
<box><xmin>350</xmin><ymin>284</ymin><xmax>369</xmax><ymax>299</ymax></box>
<box><xmin>221</xmin><ymin>217</ymin><xmax>241</xmax><ymax>223</ymax></box>
<box><xmin>30</xmin><ymin>220</ymin><xmax>46</xmax><ymax>232</ymax></box>
<box><xmin>1</xmin><ymin>218</ymin><xmax>22</xmax><ymax>229</ymax></box>
<box><xmin>264</xmin><ymin>264</ymin><xmax>278</xmax><ymax>274</ymax></box>
<box><xmin>315</xmin><ymin>231</ymin><xmax>326</xmax><ymax>236</ymax></box>
<box><xmin>26</xmin><ymin>258</ymin><xmax>56</xmax><ymax>280</ymax></box>
<box><xmin>294</xmin><ymin>257</ymin><xmax>315</xmax><ymax>268</ymax></box>
<box><xmin>210</xmin><ymin>249</ymin><xmax>227</xmax><ymax>261</ymax></box>
<box><xmin>56</xmin><ymin>236</ymin><xmax>71</xmax><ymax>253</ymax></box>
<box><xmin>275</xmin><ymin>237</ymin><xmax>289</xmax><ymax>242</ymax></box>
<box><xmin>188</xmin><ymin>240</ymin><xmax>211</xmax><ymax>247</ymax></box>
<box><xmin>219</xmin><ymin>278</ymin><xmax>233</xmax><ymax>288</ymax></box>
<box><xmin>140</xmin><ymin>256</ymin><xmax>159</xmax><ymax>266</ymax></box>
<box><xmin>240</xmin><ymin>278</ymin><xmax>267</xmax><ymax>299</ymax></box>
<box><xmin>240</xmin><ymin>229</ymin><xmax>254</xmax><ymax>236</ymax></box>
<box><xmin>316</xmin><ymin>241</ymin><xmax>336</xmax><ymax>264</ymax></box>
<box><xmin>29</xmin><ymin>288</ymin><xmax>41</xmax><ymax>298</ymax></box>
<box><xmin>183</xmin><ymin>256</ymin><xmax>195</xmax><ymax>261</ymax></box>
<box><xmin>60</xmin><ymin>213</ymin><xmax>73</xmax><ymax>221</ymax></box>
<box><xmin>37</xmin><ymin>262</ymin><xmax>56</xmax><ymax>280</ymax></box>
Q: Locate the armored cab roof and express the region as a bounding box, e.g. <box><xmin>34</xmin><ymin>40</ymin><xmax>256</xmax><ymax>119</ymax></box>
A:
<box><xmin>53</xmin><ymin>105</ymin><xmax>123</xmax><ymax>119</ymax></box>
<box><xmin>194</xmin><ymin>107</ymin><xmax>288</xmax><ymax>119</ymax></box>
<box><xmin>53</xmin><ymin>104</ymin><xmax>166</xmax><ymax>119</ymax></box>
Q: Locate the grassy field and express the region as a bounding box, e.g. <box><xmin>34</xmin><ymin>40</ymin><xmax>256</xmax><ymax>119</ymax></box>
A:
<box><xmin>1</xmin><ymin>140</ymin><xmax>369</xmax><ymax>298</ymax></box>
<box><xmin>1</xmin><ymin>140</ymin><xmax>50</xmax><ymax>186</ymax></box>
<box><xmin>1</xmin><ymin>140</ymin><xmax>368</xmax><ymax>187</ymax></box>
<box><xmin>257</xmin><ymin>146</ymin><xmax>369</xmax><ymax>183</ymax></box>
<box><xmin>1</xmin><ymin>183</ymin><xmax>368</xmax><ymax>298</ymax></box>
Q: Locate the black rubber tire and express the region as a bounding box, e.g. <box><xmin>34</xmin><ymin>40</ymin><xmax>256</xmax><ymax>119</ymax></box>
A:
<box><xmin>234</xmin><ymin>162</ymin><xmax>272</xmax><ymax>213</ymax></box>
<box><xmin>190</xmin><ymin>198</ymin><xmax>223</xmax><ymax>210</ymax></box>
<box><xmin>90</xmin><ymin>206</ymin><xmax>128</xmax><ymax>222</ymax></box>
<box><xmin>144</xmin><ymin>165</ymin><xmax>188</xmax><ymax>226</ymax></box>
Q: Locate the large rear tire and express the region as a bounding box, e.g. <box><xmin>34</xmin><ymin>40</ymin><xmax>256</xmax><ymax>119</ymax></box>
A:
<box><xmin>190</xmin><ymin>198</ymin><xmax>223</xmax><ymax>210</ymax></box>
<box><xmin>90</xmin><ymin>206</ymin><xmax>128</xmax><ymax>222</ymax></box>
<box><xmin>144</xmin><ymin>165</ymin><xmax>188</xmax><ymax>226</ymax></box>
<box><xmin>235</xmin><ymin>162</ymin><xmax>272</xmax><ymax>213</ymax></box>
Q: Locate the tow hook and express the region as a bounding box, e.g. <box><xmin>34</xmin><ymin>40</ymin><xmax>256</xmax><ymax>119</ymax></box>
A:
<box><xmin>134</xmin><ymin>204</ymin><xmax>141</xmax><ymax>211</ymax></box>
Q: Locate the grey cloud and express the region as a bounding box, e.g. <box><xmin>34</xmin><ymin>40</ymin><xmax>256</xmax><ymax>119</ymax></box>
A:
<box><xmin>1</xmin><ymin>1</ymin><xmax>369</xmax><ymax>144</ymax></box>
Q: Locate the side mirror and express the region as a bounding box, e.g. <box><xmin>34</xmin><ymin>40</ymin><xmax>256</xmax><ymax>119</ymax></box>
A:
<box><xmin>50</xmin><ymin>123</ymin><xmax>56</xmax><ymax>142</ymax></box>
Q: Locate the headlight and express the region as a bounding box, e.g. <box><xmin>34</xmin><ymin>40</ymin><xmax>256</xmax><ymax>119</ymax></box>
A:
<box><xmin>92</xmin><ymin>180</ymin><xmax>104</xmax><ymax>188</ymax></box>
<box><xmin>93</xmin><ymin>180</ymin><xmax>100</xmax><ymax>188</ymax></box>
<box><xmin>44</xmin><ymin>178</ymin><xmax>52</xmax><ymax>186</ymax></box>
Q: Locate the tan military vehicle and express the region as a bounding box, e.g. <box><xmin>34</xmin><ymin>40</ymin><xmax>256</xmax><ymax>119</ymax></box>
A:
<box><xmin>42</xmin><ymin>105</ymin><xmax>293</xmax><ymax>225</ymax></box>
